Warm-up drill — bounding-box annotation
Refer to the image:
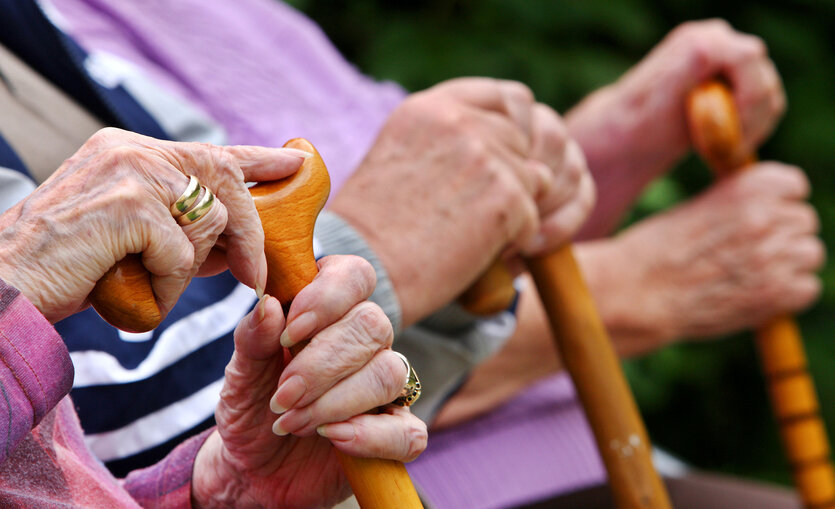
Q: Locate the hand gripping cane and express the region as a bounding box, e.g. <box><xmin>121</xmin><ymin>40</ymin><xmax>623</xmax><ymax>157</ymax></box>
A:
<box><xmin>90</xmin><ymin>139</ymin><xmax>424</xmax><ymax>509</ymax></box>
<box><xmin>687</xmin><ymin>80</ymin><xmax>835</xmax><ymax>509</ymax></box>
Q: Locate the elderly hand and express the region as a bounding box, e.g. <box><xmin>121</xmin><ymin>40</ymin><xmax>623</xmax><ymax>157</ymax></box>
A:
<box><xmin>593</xmin><ymin>163</ymin><xmax>823</xmax><ymax>352</ymax></box>
<box><xmin>329</xmin><ymin>77</ymin><xmax>594</xmax><ymax>326</ymax></box>
<box><xmin>566</xmin><ymin>20</ymin><xmax>784</xmax><ymax>237</ymax></box>
<box><xmin>192</xmin><ymin>255</ymin><xmax>427</xmax><ymax>509</ymax></box>
<box><xmin>0</xmin><ymin>128</ymin><xmax>307</xmax><ymax>322</ymax></box>
<box><xmin>572</xmin><ymin>19</ymin><xmax>784</xmax><ymax>176</ymax></box>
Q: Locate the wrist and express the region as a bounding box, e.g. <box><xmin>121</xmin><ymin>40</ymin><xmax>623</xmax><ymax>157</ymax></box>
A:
<box><xmin>192</xmin><ymin>431</ymin><xmax>244</xmax><ymax>508</ymax></box>
<box><xmin>567</xmin><ymin>82</ymin><xmax>686</xmax><ymax>183</ymax></box>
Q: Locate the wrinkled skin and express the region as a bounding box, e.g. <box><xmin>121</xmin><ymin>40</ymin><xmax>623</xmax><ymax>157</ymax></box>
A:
<box><xmin>435</xmin><ymin>21</ymin><xmax>813</xmax><ymax>428</ymax></box>
<box><xmin>0</xmin><ymin>127</ymin><xmax>308</xmax><ymax>322</ymax></box>
<box><xmin>608</xmin><ymin>164</ymin><xmax>823</xmax><ymax>348</ymax></box>
<box><xmin>568</xmin><ymin>19</ymin><xmax>786</xmax><ymax>237</ymax></box>
<box><xmin>193</xmin><ymin>256</ymin><xmax>427</xmax><ymax>509</ymax></box>
<box><xmin>0</xmin><ymin>129</ymin><xmax>427</xmax><ymax>508</ymax></box>
<box><xmin>330</xmin><ymin>78</ymin><xmax>595</xmax><ymax>327</ymax></box>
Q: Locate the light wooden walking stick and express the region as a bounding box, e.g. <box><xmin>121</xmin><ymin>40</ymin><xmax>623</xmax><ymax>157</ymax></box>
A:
<box><xmin>687</xmin><ymin>80</ymin><xmax>835</xmax><ymax>509</ymax></box>
<box><xmin>462</xmin><ymin>212</ymin><xmax>672</xmax><ymax>504</ymax></box>
<box><xmin>91</xmin><ymin>139</ymin><xmax>424</xmax><ymax>509</ymax></box>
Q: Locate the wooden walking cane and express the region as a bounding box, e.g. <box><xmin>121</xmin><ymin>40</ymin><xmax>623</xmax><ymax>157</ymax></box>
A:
<box><xmin>461</xmin><ymin>203</ymin><xmax>672</xmax><ymax>504</ymax></box>
<box><xmin>687</xmin><ymin>80</ymin><xmax>835</xmax><ymax>509</ymax></box>
<box><xmin>90</xmin><ymin>139</ymin><xmax>424</xmax><ymax>509</ymax></box>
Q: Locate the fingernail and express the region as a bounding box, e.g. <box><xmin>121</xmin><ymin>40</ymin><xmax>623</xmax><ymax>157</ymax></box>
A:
<box><xmin>271</xmin><ymin>375</ymin><xmax>306</xmax><ymax>414</ymax></box>
<box><xmin>272</xmin><ymin>418</ymin><xmax>289</xmax><ymax>436</ymax></box>
<box><xmin>253</xmin><ymin>293</ymin><xmax>269</xmax><ymax>325</ymax></box>
<box><xmin>281</xmin><ymin>311</ymin><xmax>317</xmax><ymax>348</ymax></box>
<box><xmin>255</xmin><ymin>254</ymin><xmax>268</xmax><ymax>299</ymax></box>
<box><xmin>282</xmin><ymin>148</ymin><xmax>314</xmax><ymax>159</ymax></box>
<box><xmin>317</xmin><ymin>422</ymin><xmax>355</xmax><ymax>441</ymax></box>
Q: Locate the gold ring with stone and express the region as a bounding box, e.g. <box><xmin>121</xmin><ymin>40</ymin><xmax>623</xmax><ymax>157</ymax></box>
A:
<box><xmin>177</xmin><ymin>186</ymin><xmax>215</xmax><ymax>225</ymax></box>
<box><xmin>391</xmin><ymin>351</ymin><xmax>421</xmax><ymax>407</ymax></box>
<box><xmin>171</xmin><ymin>175</ymin><xmax>201</xmax><ymax>217</ymax></box>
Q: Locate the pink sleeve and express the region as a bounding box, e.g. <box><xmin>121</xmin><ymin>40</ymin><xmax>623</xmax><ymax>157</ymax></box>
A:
<box><xmin>123</xmin><ymin>427</ymin><xmax>214</xmax><ymax>508</ymax></box>
<box><xmin>0</xmin><ymin>278</ymin><xmax>74</xmax><ymax>465</ymax></box>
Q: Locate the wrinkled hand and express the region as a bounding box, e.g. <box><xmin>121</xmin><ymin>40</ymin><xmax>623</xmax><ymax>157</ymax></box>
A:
<box><xmin>568</xmin><ymin>19</ymin><xmax>784</xmax><ymax>199</ymax></box>
<box><xmin>0</xmin><ymin>128</ymin><xmax>307</xmax><ymax>322</ymax></box>
<box><xmin>330</xmin><ymin>78</ymin><xmax>594</xmax><ymax>326</ymax></box>
<box><xmin>607</xmin><ymin>164</ymin><xmax>823</xmax><ymax>347</ymax></box>
<box><xmin>192</xmin><ymin>255</ymin><xmax>427</xmax><ymax>509</ymax></box>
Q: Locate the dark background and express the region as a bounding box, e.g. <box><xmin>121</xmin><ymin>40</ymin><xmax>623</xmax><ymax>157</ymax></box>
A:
<box><xmin>286</xmin><ymin>0</ymin><xmax>834</xmax><ymax>484</ymax></box>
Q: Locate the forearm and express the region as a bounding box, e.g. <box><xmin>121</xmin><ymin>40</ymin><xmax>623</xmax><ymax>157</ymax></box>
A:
<box><xmin>566</xmin><ymin>85</ymin><xmax>682</xmax><ymax>240</ymax></box>
<box><xmin>0</xmin><ymin>278</ymin><xmax>74</xmax><ymax>465</ymax></box>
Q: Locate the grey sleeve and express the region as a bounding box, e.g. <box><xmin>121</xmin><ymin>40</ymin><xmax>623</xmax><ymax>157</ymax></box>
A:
<box><xmin>313</xmin><ymin>210</ymin><xmax>518</xmax><ymax>423</ymax></box>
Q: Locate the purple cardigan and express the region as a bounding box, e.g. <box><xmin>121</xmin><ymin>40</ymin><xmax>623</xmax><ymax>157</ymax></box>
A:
<box><xmin>0</xmin><ymin>278</ymin><xmax>210</xmax><ymax>508</ymax></box>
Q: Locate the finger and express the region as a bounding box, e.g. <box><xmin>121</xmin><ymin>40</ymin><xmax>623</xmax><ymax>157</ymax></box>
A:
<box><xmin>523</xmin><ymin>169</ymin><xmax>596</xmax><ymax>255</ymax></box>
<box><xmin>272</xmin><ymin>349</ymin><xmax>405</xmax><ymax>436</ymax></box>
<box><xmin>132</xmin><ymin>199</ymin><xmax>196</xmax><ymax>318</ymax></box>
<box><xmin>222</xmin><ymin>145</ymin><xmax>309</xmax><ymax>182</ymax></box>
<box><xmin>195</xmin><ymin>247</ymin><xmax>230</xmax><ymax>277</ymax></box>
<box><xmin>179</xmin><ymin>189</ymin><xmax>229</xmax><ymax>279</ymax></box>
<box><xmin>222</xmin><ymin>295</ymin><xmax>286</xmax><ymax>408</ymax></box>
<box><xmin>438</xmin><ymin>78</ymin><xmax>534</xmax><ymax>139</ymax></box>
<box><xmin>733</xmin><ymin>163</ymin><xmax>810</xmax><ymax>200</ymax></box>
<box><xmin>777</xmin><ymin>274</ymin><xmax>822</xmax><ymax>315</ymax></box>
<box><xmin>529</xmin><ymin>103</ymin><xmax>568</xmax><ymax>173</ymax></box>
<box><xmin>160</xmin><ymin>143</ymin><xmax>268</xmax><ymax>291</ymax></box>
<box><xmin>782</xmin><ymin>236</ymin><xmax>826</xmax><ymax>273</ymax></box>
<box><xmin>318</xmin><ymin>406</ymin><xmax>428</xmax><ymax>462</ymax></box>
<box><xmin>270</xmin><ymin>302</ymin><xmax>393</xmax><ymax>414</ymax></box>
<box><xmin>536</xmin><ymin>139</ymin><xmax>587</xmax><ymax>216</ymax></box>
<box><xmin>281</xmin><ymin>255</ymin><xmax>377</xmax><ymax>348</ymax></box>
<box><xmin>232</xmin><ymin>294</ymin><xmax>286</xmax><ymax>363</ymax></box>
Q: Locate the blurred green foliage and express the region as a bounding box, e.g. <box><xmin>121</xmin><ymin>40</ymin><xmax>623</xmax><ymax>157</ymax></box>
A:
<box><xmin>286</xmin><ymin>0</ymin><xmax>835</xmax><ymax>485</ymax></box>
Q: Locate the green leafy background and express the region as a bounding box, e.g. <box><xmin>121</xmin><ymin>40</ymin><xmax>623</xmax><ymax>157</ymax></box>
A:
<box><xmin>286</xmin><ymin>0</ymin><xmax>834</xmax><ymax>485</ymax></box>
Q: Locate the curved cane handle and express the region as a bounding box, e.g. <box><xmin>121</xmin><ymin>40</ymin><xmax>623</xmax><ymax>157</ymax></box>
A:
<box><xmin>688</xmin><ymin>80</ymin><xmax>835</xmax><ymax>509</ymax></box>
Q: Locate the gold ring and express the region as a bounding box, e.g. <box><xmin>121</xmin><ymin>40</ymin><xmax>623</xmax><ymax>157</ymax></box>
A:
<box><xmin>177</xmin><ymin>186</ymin><xmax>215</xmax><ymax>225</ymax></box>
<box><xmin>391</xmin><ymin>351</ymin><xmax>421</xmax><ymax>407</ymax></box>
<box><xmin>171</xmin><ymin>175</ymin><xmax>201</xmax><ymax>217</ymax></box>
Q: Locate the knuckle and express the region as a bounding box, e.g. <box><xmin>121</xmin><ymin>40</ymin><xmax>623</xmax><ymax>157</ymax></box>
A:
<box><xmin>377</xmin><ymin>352</ymin><xmax>406</xmax><ymax>400</ymax></box>
<box><xmin>341</xmin><ymin>255</ymin><xmax>378</xmax><ymax>294</ymax></box>
<box><xmin>740</xmin><ymin>206</ymin><xmax>772</xmax><ymax>236</ymax></box>
<box><xmin>500</xmin><ymin>80</ymin><xmax>535</xmax><ymax>107</ymax></box>
<box><xmin>351</xmin><ymin>302</ymin><xmax>393</xmax><ymax>348</ymax></box>
<box><xmin>87</xmin><ymin>126</ymin><xmax>123</xmax><ymax>146</ymax></box>
<box><xmin>96</xmin><ymin>144</ymin><xmax>148</xmax><ymax>169</ymax></box>
<box><xmin>462</xmin><ymin>137</ymin><xmax>491</xmax><ymax>167</ymax></box>
<box><xmin>404</xmin><ymin>420</ymin><xmax>429</xmax><ymax>462</ymax></box>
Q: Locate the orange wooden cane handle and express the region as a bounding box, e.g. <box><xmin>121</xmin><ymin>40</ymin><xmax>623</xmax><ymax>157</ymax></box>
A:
<box><xmin>688</xmin><ymin>80</ymin><xmax>835</xmax><ymax>509</ymax></box>
<box><xmin>89</xmin><ymin>254</ymin><xmax>161</xmax><ymax>332</ymax></box>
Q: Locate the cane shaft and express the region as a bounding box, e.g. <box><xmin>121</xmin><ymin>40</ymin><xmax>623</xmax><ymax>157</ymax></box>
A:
<box><xmin>254</xmin><ymin>139</ymin><xmax>423</xmax><ymax>509</ymax></box>
<box><xmin>688</xmin><ymin>80</ymin><xmax>835</xmax><ymax>508</ymax></box>
<box><xmin>526</xmin><ymin>246</ymin><xmax>671</xmax><ymax>509</ymax></box>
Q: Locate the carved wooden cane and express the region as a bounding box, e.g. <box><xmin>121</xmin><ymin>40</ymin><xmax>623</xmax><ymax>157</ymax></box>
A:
<box><xmin>687</xmin><ymin>80</ymin><xmax>835</xmax><ymax>509</ymax></box>
<box><xmin>91</xmin><ymin>139</ymin><xmax>424</xmax><ymax>509</ymax></box>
